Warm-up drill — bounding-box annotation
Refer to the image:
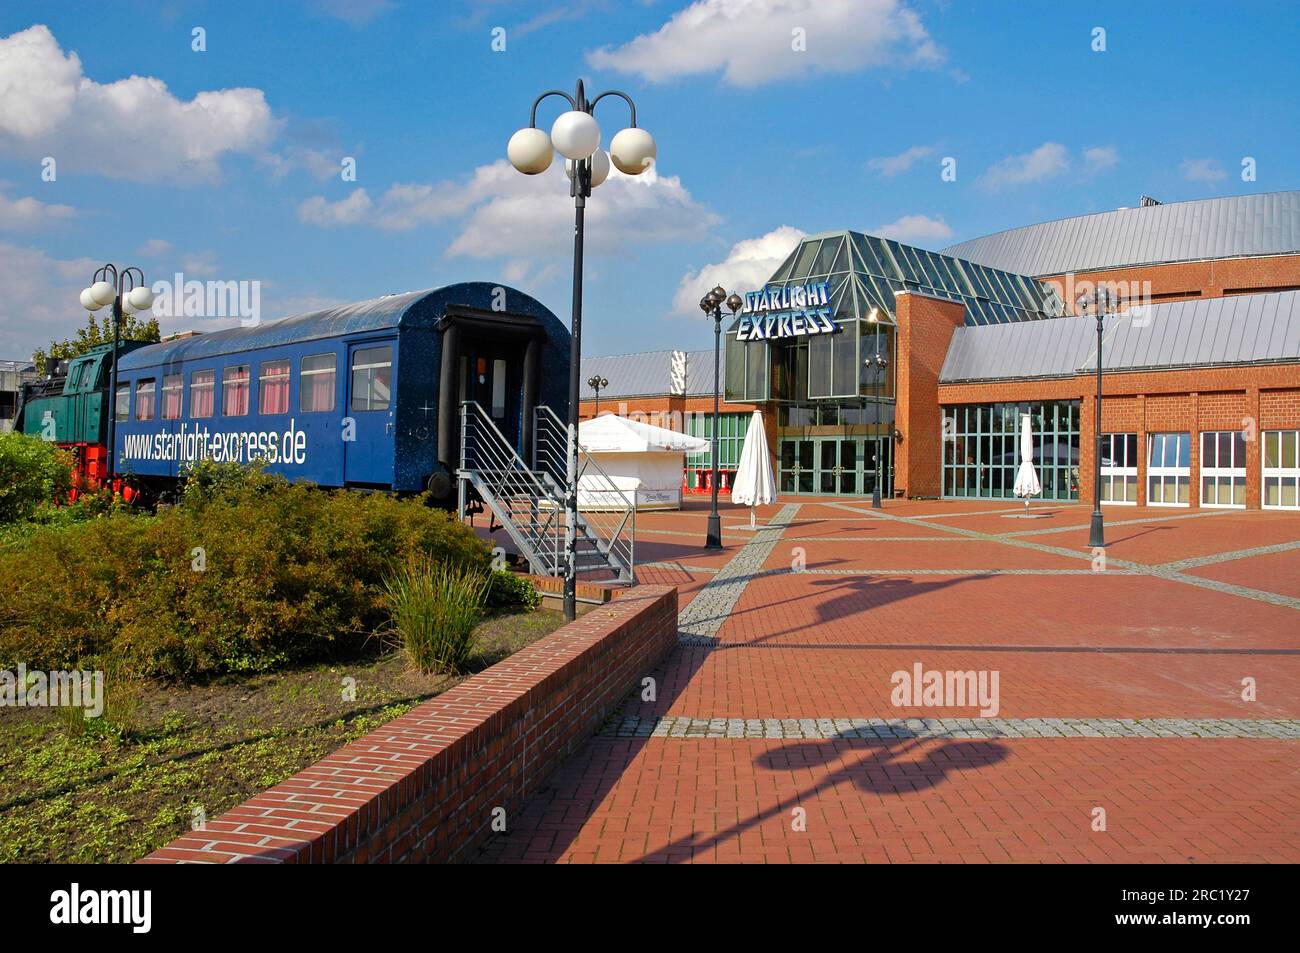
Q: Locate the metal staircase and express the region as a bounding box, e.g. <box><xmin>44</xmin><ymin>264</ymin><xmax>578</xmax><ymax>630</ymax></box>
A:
<box><xmin>457</xmin><ymin>401</ymin><xmax>634</xmax><ymax>583</ymax></box>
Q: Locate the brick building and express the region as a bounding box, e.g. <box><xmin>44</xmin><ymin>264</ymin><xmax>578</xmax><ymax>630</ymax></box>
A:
<box><xmin>581</xmin><ymin>191</ymin><xmax>1300</xmax><ymax>510</ymax></box>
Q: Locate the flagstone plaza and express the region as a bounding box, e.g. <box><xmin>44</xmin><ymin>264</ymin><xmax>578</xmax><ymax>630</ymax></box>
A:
<box><xmin>478</xmin><ymin>498</ymin><xmax>1300</xmax><ymax>863</ymax></box>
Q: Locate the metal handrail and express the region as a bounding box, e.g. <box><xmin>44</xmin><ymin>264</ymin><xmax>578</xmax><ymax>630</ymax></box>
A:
<box><xmin>533</xmin><ymin>405</ymin><xmax>635</xmax><ymax>582</ymax></box>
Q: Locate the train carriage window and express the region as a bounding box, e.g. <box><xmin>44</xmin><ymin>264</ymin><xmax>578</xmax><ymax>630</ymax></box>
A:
<box><xmin>351</xmin><ymin>345</ymin><xmax>392</xmax><ymax>412</ymax></box>
<box><xmin>300</xmin><ymin>353</ymin><xmax>336</xmax><ymax>413</ymax></box>
<box><xmin>190</xmin><ymin>369</ymin><xmax>215</xmax><ymax>418</ymax></box>
<box><xmin>259</xmin><ymin>359</ymin><xmax>290</xmax><ymax>415</ymax></box>
<box><xmin>223</xmin><ymin>365</ymin><xmax>250</xmax><ymax>417</ymax></box>
<box><xmin>162</xmin><ymin>374</ymin><xmax>183</xmax><ymax>420</ymax></box>
<box><xmin>115</xmin><ymin>383</ymin><xmax>131</xmax><ymax>422</ymax></box>
<box><xmin>134</xmin><ymin>379</ymin><xmax>156</xmax><ymax>421</ymax></box>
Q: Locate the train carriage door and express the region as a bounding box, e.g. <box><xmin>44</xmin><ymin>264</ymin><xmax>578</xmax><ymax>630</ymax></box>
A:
<box><xmin>344</xmin><ymin>340</ymin><xmax>397</xmax><ymax>485</ymax></box>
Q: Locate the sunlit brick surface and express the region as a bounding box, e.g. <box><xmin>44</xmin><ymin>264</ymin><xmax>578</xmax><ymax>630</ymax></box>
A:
<box><xmin>477</xmin><ymin>498</ymin><xmax>1300</xmax><ymax>863</ymax></box>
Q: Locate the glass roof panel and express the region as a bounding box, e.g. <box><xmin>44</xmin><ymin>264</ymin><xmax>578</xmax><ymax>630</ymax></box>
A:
<box><xmin>811</xmin><ymin>236</ymin><xmax>843</xmax><ymax>276</ymax></box>
<box><xmin>791</xmin><ymin>239</ymin><xmax>821</xmax><ymax>279</ymax></box>
<box><xmin>769</xmin><ymin>245</ymin><xmax>799</xmax><ymax>284</ymax></box>
<box><xmin>829</xmin><ymin>237</ymin><xmax>849</xmax><ymax>275</ymax></box>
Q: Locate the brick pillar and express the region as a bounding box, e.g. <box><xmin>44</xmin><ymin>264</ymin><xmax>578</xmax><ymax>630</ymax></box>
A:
<box><xmin>1188</xmin><ymin>392</ymin><xmax>1201</xmax><ymax>509</ymax></box>
<box><xmin>1136</xmin><ymin>394</ymin><xmax>1147</xmax><ymax>506</ymax></box>
<box><xmin>1246</xmin><ymin>386</ymin><xmax>1262</xmax><ymax>509</ymax></box>
<box><xmin>894</xmin><ymin>292</ymin><xmax>966</xmax><ymax>499</ymax></box>
<box><xmin>1079</xmin><ymin>387</ymin><xmax>1096</xmax><ymax>506</ymax></box>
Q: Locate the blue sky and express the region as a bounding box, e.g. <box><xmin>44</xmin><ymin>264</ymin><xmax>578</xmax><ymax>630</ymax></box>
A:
<box><xmin>1</xmin><ymin>0</ymin><xmax>1296</xmax><ymax>360</ymax></box>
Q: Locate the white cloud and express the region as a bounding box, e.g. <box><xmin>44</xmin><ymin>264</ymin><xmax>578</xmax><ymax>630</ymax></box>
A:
<box><xmin>978</xmin><ymin>142</ymin><xmax>1070</xmax><ymax>190</ymax></box>
<box><xmin>1180</xmin><ymin>158</ymin><xmax>1226</xmax><ymax>182</ymax></box>
<box><xmin>0</xmin><ymin>240</ymin><xmax>98</xmax><ymax>357</ymax></box>
<box><xmin>299</xmin><ymin>159</ymin><xmax>718</xmax><ymax>264</ymax></box>
<box><xmin>871</xmin><ymin>213</ymin><xmax>952</xmax><ymax>243</ymax></box>
<box><xmin>0</xmin><ymin>25</ymin><xmax>276</xmax><ymax>184</ymax></box>
<box><xmin>671</xmin><ymin>225</ymin><xmax>806</xmax><ymax>316</ymax></box>
<box><xmin>1082</xmin><ymin>146</ymin><xmax>1118</xmax><ymax>173</ymax></box>
<box><xmin>866</xmin><ymin>144</ymin><xmax>935</xmax><ymax>177</ymax></box>
<box><xmin>179</xmin><ymin>251</ymin><xmax>221</xmax><ymax>279</ymax></box>
<box><xmin>0</xmin><ymin>188</ymin><xmax>74</xmax><ymax>228</ymax></box>
<box><xmin>586</xmin><ymin>0</ymin><xmax>944</xmax><ymax>88</ymax></box>
<box><xmin>138</xmin><ymin>238</ymin><xmax>173</xmax><ymax>257</ymax></box>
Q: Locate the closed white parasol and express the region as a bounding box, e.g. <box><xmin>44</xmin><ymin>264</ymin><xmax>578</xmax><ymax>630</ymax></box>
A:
<box><xmin>1013</xmin><ymin>412</ymin><xmax>1041</xmax><ymax>510</ymax></box>
<box><xmin>730</xmin><ymin>411</ymin><xmax>777</xmax><ymax>528</ymax></box>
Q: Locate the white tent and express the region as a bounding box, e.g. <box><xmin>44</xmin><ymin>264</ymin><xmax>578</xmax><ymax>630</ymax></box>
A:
<box><xmin>1013</xmin><ymin>412</ymin><xmax>1041</xmax><ymax>510</ymax></box>
<box><xmin>576</xmin><ymin>414</ymin><xmax>709</xmax><ymax>511</ymax></box>
<box><xmin>730</xmin><ymin>411</ymin><xmax>777</xmax><ymax>528</ymax></box>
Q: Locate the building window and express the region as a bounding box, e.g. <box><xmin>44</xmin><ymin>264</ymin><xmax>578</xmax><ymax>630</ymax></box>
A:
<box><xmin>115</xmin><ymin>383</ymin><xmax>130</xmax><ymax>422</ymax></box>
<box><xmin>162</xmin><ymin>374</ymin><xmax>183</xmax><ymax>420</ymax></box>
<box><xmin>1100</xmin><ymin>433</ymin><xmax>1138</xmax><ymax>504</ymax></box>
<box><xmin>1147</xmin><ymin>432</ymin><xmax>1191</xmax><ymax>506</ymax></box>
<box><xmin>1200</xmin><ymin>430</ymin><xmax>1246</xmax><ymax>508</ymax></box>
<box><xmin>351</xmin><ymin>345</ymin><xmax>392</xmax><ymax>412</ymax></box>
<box><xmin>941</xmin><ymin>401</ymin><xmax>1080</xmax><ymax>501</ymax></box>
<box><xmin>191</xmin><ymin>369</ymin><xmax>215</xmax><ymax>419</ymax></box>
<box><xmin>1262</xmin><ymin>429</ymin><xmax>1299</xmax><ymax>509</ymax></box>
<box><xmin>300</xmin><ymin>353</ymin><xmax>336</xmax><ymax>413</ymax></box>
<box><xmin>134</xmin><ymin>378</ymin><xmax>156</xmax><ymax>421</ymax></box>
<box><xmin>259</xmin><ymin>359</ymin><xmax>290</xmax><ymax>415</ymax></box>
<box><xmin>686</xmin><ymin>413</ymin><xmax>747</xmax><ymax>470</ymax></box>
<box><xmin>223</xmin><ymin>365</ymin><xmax>250</xmax><ymax>417</ymax></box>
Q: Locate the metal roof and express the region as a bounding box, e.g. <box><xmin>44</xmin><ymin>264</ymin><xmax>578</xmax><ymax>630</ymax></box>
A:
<box><xmin>580</xmin><ymin>349</ymin><xmax>716</xmax><ymax>399</ymax></box>
<box><xmin>118</xmin><ymin>283</ymin><xmax>556</xmax><ymax>370</ymax></box>
<box><xmin>941</xmin><ymin>191</ymin><xmax>1300</xmax><ymax>277</ymax></box>
<box><xmin>939</xmin><ymin>290</ymin><xmax>1300</xmax><ymax>383</ymax></box>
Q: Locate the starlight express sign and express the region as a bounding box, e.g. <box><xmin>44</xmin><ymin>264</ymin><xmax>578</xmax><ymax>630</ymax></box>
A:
<box><xmin>734</xmin><ymin>282</ymin><xmax>839</xmax><ymax>341</ymax></box>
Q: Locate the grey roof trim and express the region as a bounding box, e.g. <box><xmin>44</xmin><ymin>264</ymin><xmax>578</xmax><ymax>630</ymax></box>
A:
<box><xmin>580</xmin><ymin>348</ymin><xmax>716</xmax><ymax>399</ymax></box>
<box><xmin>939</xmin><ymin>290</ymin><xmax>1300</xmax><ymax>383</ymax></box>
<box><xmin>941</xmin><ymin>191</ymin><xmax>1300</xmax><ymax>277</ymax></box>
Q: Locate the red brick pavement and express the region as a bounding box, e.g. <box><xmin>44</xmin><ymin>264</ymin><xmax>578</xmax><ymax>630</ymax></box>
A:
<box><xmin>477</xmin><ymin>497</ymin><xmax>1300</xmax><ymax>863</ymax></box>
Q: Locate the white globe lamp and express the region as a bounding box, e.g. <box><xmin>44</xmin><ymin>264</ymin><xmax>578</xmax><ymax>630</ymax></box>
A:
<box><xmin>507</xmin><ymin>127</ymin><xmax>553</xmax><ymax>175</ymax></box>
<box><xmin>550</xmin><ymin>110</ymin><xmax>600</xmax><ymax>160</ymax></box>
<box><xmin>610</xmin><ymin>127</ymin><xmax>656</xmax><ymax>174</ymax></box>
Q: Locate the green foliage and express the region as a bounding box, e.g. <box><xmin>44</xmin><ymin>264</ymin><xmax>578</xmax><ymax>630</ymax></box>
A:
<box><xmin>32</xmin><ymin>311</ymin><xmax>160</xmax><ymax>376</ymax></box>
<box><xmin>384</xmin><ymin>559</ymin><xmax>490</xmax><ymax>674</ymax></box>
<box><xmin>486</xmin><ymin>569</ymin><xmax>542</xmax><ymax>611</ymax></box>
<box><xmin>0</xmin><ymin>432</ymin><xmax>73</xmax><ymax>523</ymax></box>
<box><xmin>0</xmin><ymin>474</ymin><xmax>491</xmax><ymax>679</ymax></box>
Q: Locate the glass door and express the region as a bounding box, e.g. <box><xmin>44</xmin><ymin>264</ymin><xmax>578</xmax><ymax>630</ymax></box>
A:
<box><xmin>815</xmin><ymin>438</ymin><xmax>859</xmax><ymax>494</ymax></box>
<box><xmin>779</xmin><ymin>438</ymin><xmax>815</xmax><ymax>493</ymax></box>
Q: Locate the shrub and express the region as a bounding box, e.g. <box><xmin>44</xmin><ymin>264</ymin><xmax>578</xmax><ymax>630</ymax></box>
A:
<box><xmin>384</xmin><ymin>559</ymin><xmax>490</xmax><ymax>674</ymax></box>
<box><xmin>485</xmin><ymin>569</ymin><xmax>542</xmax><ymax>611</ymax></box>
<box><xmin>0</xmin><ymin>477</ymin><xmax>491</xmax><ymax>678</ymax></box>
<box><xmin>0</xmin><ymin>433</ymin><xmax>72</xmax><ymax>523</ymax></box>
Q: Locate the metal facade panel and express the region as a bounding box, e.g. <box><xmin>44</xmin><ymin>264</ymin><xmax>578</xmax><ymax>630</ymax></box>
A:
<box><xmin>941</xmin><ymin>191</ymin><xmax>1300</xmax><ymax>276</ymax></box>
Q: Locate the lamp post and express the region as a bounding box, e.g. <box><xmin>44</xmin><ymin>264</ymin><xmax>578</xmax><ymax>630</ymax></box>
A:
<box><xmin>699</xmin><ymin>287</ymin><xmax>742</xmax><ymax>549</ymax></box>
<box><xmin>865</xmin><ymin>308</ymin><xmax>888</xmax><ymax>508</ymax></box>
<box><xmin>587</xmin><ymin>375</ymin><xmax>608</xmax><ymax>416</ymax></box>
<box><xmin>508</xmin><ymin>81</ymin><xmax>656</xmax><ymax>621</ymax></box>
<box><xmin>79</xmin><ymin>266</ymin><xmax>154</xmax><ymax>490</ymax></box>
<box><xmin>1076</xmin><ymin>284</ymin><xmax>1122</xmax><ymax>548</ymax></box>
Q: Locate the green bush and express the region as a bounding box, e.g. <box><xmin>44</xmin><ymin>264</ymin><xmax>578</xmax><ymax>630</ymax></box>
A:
<box><xmin>0</xmin><ymin>433</ymin><xmax>72</xmax><ymax>523</ymax></box>
<box><xmin>0</xmin><ymin>474</ymin><xmax>491</xmax><ymax>678</ymax></box>
<box><xmin>486</xmin><ymin>569</ymin><xmax>541</xmax><ymax>611</ymax></box>
<box><xmin>384</xmin><ymin>559</ymin><xmax>490</xmax><ymax>674</ymax></box>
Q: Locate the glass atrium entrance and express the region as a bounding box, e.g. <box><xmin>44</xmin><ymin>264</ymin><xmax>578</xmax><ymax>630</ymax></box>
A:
<box><xmin>778</xmin><ymin>435</ymin><xmax>893</xmax><ymax>496</ymax></box>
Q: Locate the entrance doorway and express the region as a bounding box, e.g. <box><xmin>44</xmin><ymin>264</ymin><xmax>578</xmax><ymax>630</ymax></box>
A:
<box><xmin>779</xmin><ymin>436</ymin><xmax>893</xmax><ymax>496</ymax></box>
<box><xmin>458</xmin><ymin>339</ymin><xmax>525</xmax><ymax>450</ymax></box>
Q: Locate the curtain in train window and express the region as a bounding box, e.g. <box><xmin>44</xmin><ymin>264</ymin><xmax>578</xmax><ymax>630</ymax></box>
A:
<box><xmin>134</xmin><ymin>379</ymin><xmax>156</xmax><ymax>421</ymax></box>
<box><xmin>223</xmin><ymin>365</ymin><xmax>250</xmax><ymax>417</ymax></box>
<box><xmin>300</xmin><ymin>354</ymin><xmax>336</xmax><ymax>413</ymax></box>
<box><xmin>162</xmin><ymin>374</ymin><xmax>183</xmax><ymax>420</ymax></box>
<box><xmin>190</xmin><ymin>370</ymin><xmax>215</xmax><ymax>418</ymax></box>
<box><xmin>259</xmin><ymin>359</ymin><xmax>291</xmax><ymax>415</ymax></box>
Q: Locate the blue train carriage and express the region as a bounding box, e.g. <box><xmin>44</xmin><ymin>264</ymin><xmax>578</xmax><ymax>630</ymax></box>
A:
<box><xmin>113</xmin><ymin>282</ymin><xmax>571</xmax><ymax>501</ymax></box>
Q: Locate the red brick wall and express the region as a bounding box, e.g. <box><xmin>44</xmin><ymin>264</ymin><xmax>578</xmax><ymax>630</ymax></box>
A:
<box><xmin>141</xmin><ymin>586</ymin><xmax>679</xmax><ymax>864</ymax></box>
<box><xmin>938</xmin><ymin>366</ymin><xmax>1300</xmax><ymax>509</ymax></box>
<box><xmin>895</xmin><ymin>292</ymin><xmax>967</xmax><ymax>498</ymax></box>
<box><xmin>1040</xmin><ymin>254</ymin><xmax>1300</xmax><ymax>310</ymax></box>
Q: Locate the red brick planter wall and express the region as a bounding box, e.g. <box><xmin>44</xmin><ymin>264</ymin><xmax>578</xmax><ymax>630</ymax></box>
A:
<box><xmin>141</xmin><ymin>585</ymin><xmax>678</xmax><ymax>864</ymax></box>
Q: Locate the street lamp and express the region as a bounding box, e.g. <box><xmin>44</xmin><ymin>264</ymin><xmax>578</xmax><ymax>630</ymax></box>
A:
<box><xmin>1076</xmin><ymin>284</ymin><xmax>1123</xmax><ymax>548</ymax></box>
<box><xmin>865</xmin><ymin>308</ymin><xmax>888</xmax><ymax>508</ymax></box>
<box><xmin>508</xmin><ymin>80</ymin><xmax>655</xmax><ymax>621</ymax></box>
<box><xmin>587</xmin><ymin>374</ymin><xmax>608</xmax><ymax>416</ymax></box>
<box><xmin>79</xmin><ymin>265</ymin><xmax>154</xmax><ymax>490</ymax></box>
<box><xmin>699</xmin><ymin>286</ymin><xmax>742</xmax><ymax>549</ymax></box>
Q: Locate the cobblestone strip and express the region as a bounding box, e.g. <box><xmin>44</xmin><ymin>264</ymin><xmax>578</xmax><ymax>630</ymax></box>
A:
<box><xmin>676</xmin><ymin>503</ymin><xmax>801</xmax><ymax>646</ymax></box>
<box><xmin>601</xmin><ymin>715</ymin><xmax>1300</xmax><ymax>740</ymax></box>
<box><xmin>1157</xmin><ymin>539</ymin><xmax>1300</xmax><ymax>572</ymax></box>
<box><xmin>823</xmin><ymin>502</ymin><xmax>1300</xmax><ymax>611</ymax></box>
